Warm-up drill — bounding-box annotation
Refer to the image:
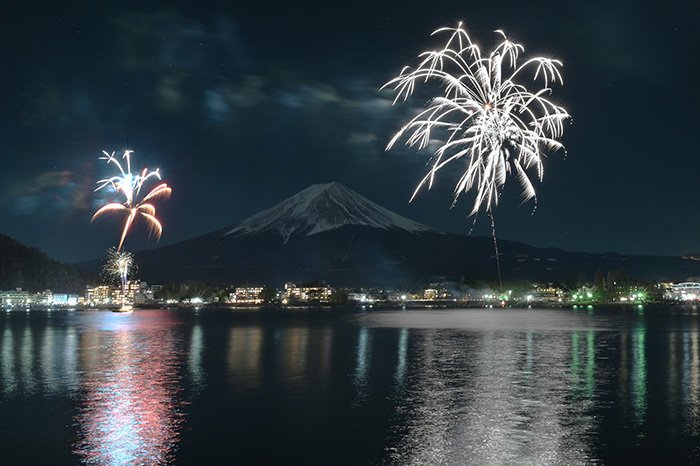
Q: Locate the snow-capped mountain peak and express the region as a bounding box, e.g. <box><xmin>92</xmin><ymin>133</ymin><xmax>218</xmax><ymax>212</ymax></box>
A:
<box><xmin>225</xmin><ymin>182</ymin><xmax>436</xmax><ymax>242</ymax></box>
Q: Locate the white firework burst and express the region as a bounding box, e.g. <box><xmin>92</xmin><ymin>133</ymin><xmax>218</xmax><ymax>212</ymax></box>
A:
<box><xmin>103</xmin><ymin>248</ymin><xmax>136</xmax><ymax>290</ymax></box>
<box><xmin>384</xmin><ymin>22</ymin><xmax>570</xmax><ymax>216</ymax></box>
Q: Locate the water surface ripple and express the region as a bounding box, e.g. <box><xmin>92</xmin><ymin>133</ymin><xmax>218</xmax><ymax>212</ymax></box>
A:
<box><xmin>1</xmin><ymin>306</ymin><xmax>699</xmax><ymax>464</ymax></box>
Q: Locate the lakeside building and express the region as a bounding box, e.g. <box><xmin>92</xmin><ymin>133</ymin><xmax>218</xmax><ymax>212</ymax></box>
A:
<box><xmin>84</xmin><ymin>281</ymin><xmax>152</xmax><ymax>306</ymax></box>
<box><xmin>283</xmin><ymin>282</ymin><xmax>333</xmax><ymax>304</ymax></box>
<box><xmin>387</xmin><ymin>291</ymin><xmax>410</xmax><ymax>302</ymax></box>
<box><xmin>348</xmin><ymin>292</ymin><xmax>367</xmax><ymax>302</ymax></box>
<box><xmin>111</xmin><ymin>281</ymin><xmax>150</xmax><ymax>305</ymax></box>
<box><xmin>667</xmin><ymin>282</ymin><xmax>700</xmax><ymax>301</ymax></box>
<box><xmin>1</xmin><ymin>288</ymin><xmax>78</xmax><ymax>308</ymax></box>
<box><xmin>618</xmin><ymin>286</ymin><xmax>647</xmax><ymax>302</ymax></box>
<box><xmin>229</xmin><ymin>286</ymin><xmax>265</xmax><ymax>304</ymax></box>
<box><xmin>568</xmin><ymin>285</ymin><xmax>594</xmax><ymax>303</ymax></box>
<box><xmin>348</xmin><ymin>289</ymin><xmax>427</xmax><ymax>304</ymax></box>
<box><xmin>1</xmin><ymin>289</ymin><xmax>31</xmax><ymax>307</ymax></box>
<box><xmin>85</xmin><ymin>285</ymin><xmax>112</xmax><ymax>305</ymax></box>
<box><xmin>3</xmin><ymin>278</ymin><xmax>689</xmax><ymax>309</ymax></box>
<box><xmin>532</xmin><ymin>283</ymin><xmax>566</xmax><ymax>303</ymax></box>
<box><xmin>421</xmin><ymin>281</ymin><xmax>475</xmax><ymax>302</ymax></box>
<box><xmin>346</xmin><ymin>289</ymin><xmax>410</xmax><ymax>304</ymax></box>
<box><xmin>423</xmin><ymin>284</ymin><xmax>454</xmax><ymax>301</ymax></box>
<box><xmin>51</xmin><ymin>294</ymin><xmax>79</xmax><ymax>306</ymax></box>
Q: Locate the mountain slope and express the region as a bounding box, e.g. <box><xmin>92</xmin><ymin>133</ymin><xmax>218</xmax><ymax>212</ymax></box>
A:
<box><xmin>226</xmin><ymin>182</ymin><xmax>435</xmax><ymax>242</ymax></box>
<box><xmin>81</xmin><ymin>182</ymin><xmax>700</xmax><ymax>287</ymax></box>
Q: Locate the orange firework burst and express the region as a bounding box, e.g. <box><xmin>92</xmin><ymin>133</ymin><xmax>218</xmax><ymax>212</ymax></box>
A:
<box><xmin>92</xmin><ymin>150</ymin><xmax>172</xmax><ymax>251</ymax></box>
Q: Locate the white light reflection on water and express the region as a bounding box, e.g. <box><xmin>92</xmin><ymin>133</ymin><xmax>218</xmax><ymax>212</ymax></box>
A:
<box><xmin>360</xmin><ymin>309</ymin><xmax>604</xmax><ymax>465</ymax></box>
<box><xmin>1</xmin><ymin>325</ymin><xmax>15</xmax><ymax>395</ymax></box>
<box><xmin>227</xmin><ymin>326</ymin><xmax>263</xmax><ymax>389</ymax></box>
<box><xmin>279</xmin><ymin>327</ymin><xmax>309</xmax><ymax>385</ymax></box>
<box><xmin>73</xmin><ymin>312</ymin><xmax>186</xmax><ymax>465</ymax></box>
<box><xmin>683</xmin><ymin>323</ymin><xmax>700</xmax><ymax>435</ymax></box>
<box><xmin>319</xmin><ymin>325</ymin><xmax>333</xmax><ymax>376</ymax></box>
<box><xmin>189</xmin><ymin>323</ymin><xmax>204</xmax><ymax>395</ymax></box>
<box><xmin>20</xmin><ymin>323</ymin><xmax>35</xmax><ymax>394</ymax></box>
<box><xmin>669</xmin><ymin>331</ymin><xmax>681</xmax><ymax>430</ymax></box>
<box><xmin>38</xmin><ymin>326</ymin><xmax>79</xmax><ymax>396</ymax></box>
<box><xmin>0</xmin><ymin>315</ymin><xmax>79</xmax><ymax>396</ymax></box>
<box><xmin>395</xmin><ymin>328</ymin><xmax>409</xmax><ymax>385</ymax></box>
<box><xmin>353</xmin><ymin>327</ymin><xmax>372</xmax><ymax>404</ymax></box>
<box><xmin>40</xmin><ymin>325</ymin><xmax>55</xmax><ymax>394</ymax></box>
<box><xmin>64</xmin><ymin>328</ymin><xmax>79</xmax><ymax>393</ymax></box>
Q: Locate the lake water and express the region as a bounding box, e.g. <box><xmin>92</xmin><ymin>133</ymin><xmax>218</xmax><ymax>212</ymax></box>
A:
<box><xmin>1</xmin><ymin>306</ymin><xmax>700</xmax><ymax>465</ymax></box>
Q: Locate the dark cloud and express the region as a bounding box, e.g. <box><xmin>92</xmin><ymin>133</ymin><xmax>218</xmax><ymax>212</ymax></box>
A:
<box><xmin>2</xmin><ymin>170</ymin><xmax>92</xmax><ymax>215</ymax></box>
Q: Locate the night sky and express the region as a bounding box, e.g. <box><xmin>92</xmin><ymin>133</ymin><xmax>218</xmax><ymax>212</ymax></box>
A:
<box><xmin>1</xmin><ymin>0</ymin><xmax>698</xmax><ymax>262</ymax></box>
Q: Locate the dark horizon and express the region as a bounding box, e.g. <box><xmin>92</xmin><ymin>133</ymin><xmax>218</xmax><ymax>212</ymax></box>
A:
<box><xmin>1</xmin><ymin>0</ymin><xmax>698</xmax><ymax>262</ymax></box>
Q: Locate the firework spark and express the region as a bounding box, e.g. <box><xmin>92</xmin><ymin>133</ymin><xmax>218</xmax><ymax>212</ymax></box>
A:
<box><xmin>103</xmin><ymin>248</ymin><xmax>136</xmax><ymax>297</ymax></box>
<box><xmin>383</xmin><ymin>22</ymin><xmax>569</xmax><ymax>216</ymax></box>
<box><xmin>92</xmin><ymin>150</ymin><xmax>172</xmax><ymax>251</ymax></box>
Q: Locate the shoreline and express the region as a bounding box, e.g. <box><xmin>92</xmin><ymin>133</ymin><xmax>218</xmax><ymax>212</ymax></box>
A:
<box><xmin>2</xmin><ymin>300</ymin><xmax>696</xmax><ymax>312</ymax></box>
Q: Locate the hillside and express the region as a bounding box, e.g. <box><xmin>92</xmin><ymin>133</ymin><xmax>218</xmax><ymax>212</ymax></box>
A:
<box><xmin>0</xmin><ymin>234</ymin><xmax>85</xmax><ymax>292</ymax></box>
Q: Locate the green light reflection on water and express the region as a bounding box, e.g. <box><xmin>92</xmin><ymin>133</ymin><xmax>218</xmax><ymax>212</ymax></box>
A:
<box><xmin>569</xmin><ymin>330</ymin><xmax>596</xmax><ymax>399</ymax></box>
<box><xmin>632</xmin><ymin>324</ymin><xmax>647</xmax><ymax>428</ymax></box>
<box><xmin>571</xmin><ymin>331</ymin><xmax>580</xmax><ymax>391</ymax></box>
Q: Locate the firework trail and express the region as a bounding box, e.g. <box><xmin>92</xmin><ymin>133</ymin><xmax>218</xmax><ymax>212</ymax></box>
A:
<box><xmin>92</xmin><ymin>150</ymin><xmax>171</xmax><ymax>251</ymax></box>
<box><xmin>383</xmin><ymin>23</ymin><xmax>570</xmax><ymax>285</ymax></box>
